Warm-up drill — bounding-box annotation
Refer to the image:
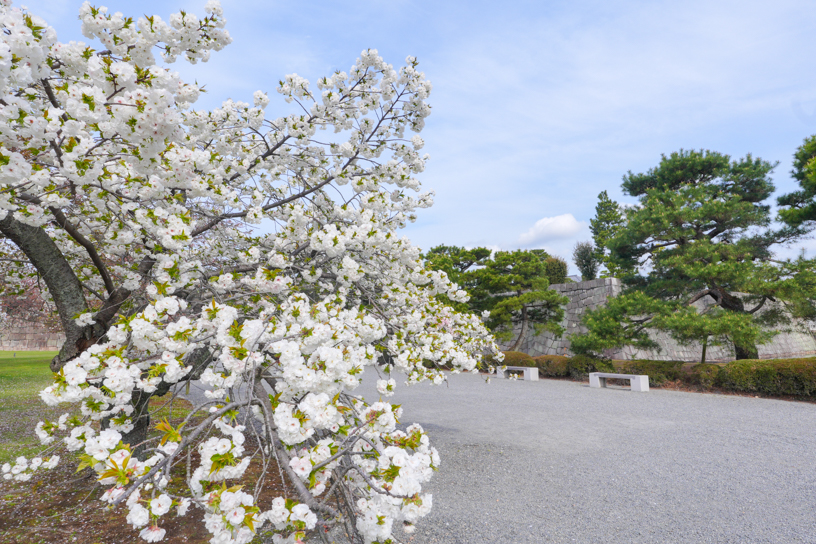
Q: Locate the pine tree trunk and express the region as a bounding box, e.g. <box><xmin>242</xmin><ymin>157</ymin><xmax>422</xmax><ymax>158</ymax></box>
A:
<box><xmin>718</xmin><ymin>290</ymin><xmax>759</xmax><ymax>360</ymax></box>
<box><xmin>700</xmin><ymin>336</ymin><xmax>708</xmax><ymax>364</ymax></box>
<box><xmin>733</xmin><ymin>343</ymin><xmax>758</xmax><ymax>360</ymax></box>
<box><xmin>509</xmin><ymin>306</ymin><xmax>528</xmax><ymax>352</ymax></box>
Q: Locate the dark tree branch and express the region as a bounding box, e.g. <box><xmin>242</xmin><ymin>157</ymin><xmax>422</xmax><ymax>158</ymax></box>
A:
<box><xmin>0</xmin><ymin>212</ymin><xmax>156</xmax><ymax>370</ymax></box>
<box><xmin>48</xmin><ymin>206</ymin><xmax>115</xmax><ymax>295</ymax></box>
<box><xmin>747</xmin><ymin>296</ymin><xmax>768</xmax><ymax>315</ymax></box>
<box><xmin>204</xmin><ymin>262</ymin><xmax>260</xmax><ymax>280</ymax></box>
<box><xmin>93</xmin><ymin>254</ymin><xmax>156</xmax><ymax>328</ymax></box>
<box><xmin>686</xmin><ymin>289</ymin><xmax>717</xmax><ymax>306</ymax></box>
<box><xmin>189</xmin><ymin>173</ymin><xmax>337</xmax><ymax>238</ymax></box>
<box><xmin>16</xmin><ymin>193</ymin><xmax>115</xmax><ymax>295</ymax></box>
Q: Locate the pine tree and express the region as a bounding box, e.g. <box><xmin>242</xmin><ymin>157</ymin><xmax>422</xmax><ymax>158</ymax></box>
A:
<box><xmin>425</xmin><ymin>246</ymin><xmax>568</xmax><ymax>351</ymax></box>
<box><xmin>573</xmin><ymin>149</ymin><xmax>812</xmax><ymax>360</ymax></box>
<box><xmin>777</xmin><ymin>135</ymin><xmax>816</xmax><ymax>227</ymax></box>
<box><xmin>572</xmin><ymin>241</ymin><xmax>599</xmax><ymax>281</ymax></box>
<box><xmin>589</xmin><ymin>191</ymin><xmax>626</xmax><ymax>278</ymax></box>
<box><xmin>423</xmin><ymin>245</ymin><xmax>492</xmax><ymax>312</ymax></box>
<box><xmin>470</xmin><ymin>250</ymin><xmax>568</xmax><ymax>351</ymax></box>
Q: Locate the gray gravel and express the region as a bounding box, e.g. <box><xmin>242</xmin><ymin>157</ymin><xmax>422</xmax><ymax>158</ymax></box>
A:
<box><xmin>352</xmin><ymin>369</ymin><xmax>816</xmax><ymax>544</ymax></box>
<box><xmin>180</xmin><ymin>370</ymin><xmax>816</xmax><ymax>543</ymax></box>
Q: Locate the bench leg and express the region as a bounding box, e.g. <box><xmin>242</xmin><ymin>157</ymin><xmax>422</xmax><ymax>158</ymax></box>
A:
<box><xmin>630</xmin><ymin>376</ymin><xmax>649</xmax><ymax>392</ymax></box>
<box><xmin>524</xmin><ymin>368</ymin><xmax>539</xmax><ymax>381</ymax></box>
<box><xmin>589</xmin><ymin>373</ymin><xmax>601</xmax><ymax>388</ymax></box>
<box><xmin>495</xmin><ymin>368</ymin><xmax>506</xmax><ymax>379</ymax></box>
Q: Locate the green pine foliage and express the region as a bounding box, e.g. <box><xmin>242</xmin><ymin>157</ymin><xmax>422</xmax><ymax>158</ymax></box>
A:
<box><xmin>777</xmin><ymin>135</ymin><xmax>816</xmax><ymax>227</ymax></box>
<box><xmin>471</xmin><ymin>250</ymin><xmax>568</xmax><ymax>351</ymax></box>
<box><xmin>575</xmin><ymin>149</ymin><xmax>815</xmax><ymax>361</ymax></box>
<box><xmin>590</xmin><ymin>190</ymin><xmax>626</xmax><ymax>278</ymax></box>
<box><xmin>572</xmin><ymin>241</ymin><xmax>599</xmax><ymax>280</ymax></box>
<box><xmin>543</xmin><ymin>256</ymin><xmax>569</xmax><ymax>285</ymax></box>
<box><xmin>529</xmin><ymin>250</ymin><xmax>568</xmax><ymax>285</ymax></box>
<box><xmin>423</xmin><ymin>246</ymin><xmax>569</xmax><ymax>352</ymax></box>
<box><xmin>423</xmin><ymin>245</ymin><xmax>492</xmax><ymax>312</ymax></box>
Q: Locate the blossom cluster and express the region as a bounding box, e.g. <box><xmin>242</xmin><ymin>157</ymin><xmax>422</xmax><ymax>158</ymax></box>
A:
<box><xmin>0</xmin><ymin>1</ymin><xmax>499</xmax><ymax>543</ymax></box>
<box><xmin>2</xmin><ymin>455</ymin><xmax>60</xmax><ymax>481</ymax></box>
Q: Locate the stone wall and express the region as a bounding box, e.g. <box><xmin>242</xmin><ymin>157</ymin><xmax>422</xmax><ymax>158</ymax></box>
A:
<box><xmin>0</xmin><ymin>321</ymin><xmax>64</xmax><ymax>351</ymax></box>
<box><xmin>3</xmin><ymin>279</ymin><xmax>816</xmax><ymax>360</ymax></box>
<box><xmin>502</xmin><ymin>278</ymin><xmax>816</xmax><ymax>362</ymax></box>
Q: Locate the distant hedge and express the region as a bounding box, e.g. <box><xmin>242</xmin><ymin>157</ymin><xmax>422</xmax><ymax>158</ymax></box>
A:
<box><xmin>493</xmin><ymin>352</ymin><xmax>613</xmax><ymax>378</ymax></box>
<box><xmin>615</xmin><ymin>360</ymin><xmax>683</xmax><ymax>387</ymax></box>
<box><xmin>565</xmin><ymin>354</ymin><xmax>614</xmax><ymax>378</ymax></box>
<box><xmin>493</xmin><ymin>351</ymin><xmax>535</xmax><ymax>367</ymax></box>
<box><xmin>533</xmin><ymin>355</ymin><xmax>569</xmax><ymax>377</ymax></box>
<box><xmin>687</xmin><ymin>363</ymin><xmax>720</xmax><ymax>388</ymax></box>
<box><xmin>488</xmin><ymin>352</ymin><xmax>816</xmax><ymax>398</ymax></box>
<box><xmin>617</xmin><ymin>357</ymin><xmax>816</xmax><ymax>397</ymax></box>
<box><xmin>716</xmin><ymin>358</ymin><xmax>816</xmax><ymax>397</ymax></box>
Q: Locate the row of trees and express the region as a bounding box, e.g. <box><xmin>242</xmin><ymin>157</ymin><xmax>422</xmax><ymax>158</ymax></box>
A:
<box><xmin>426</xmin><ymin>144</ymin><xmax>816</xmax><ymax>365</ymax></box>
<box><xmin>569</xmin><ymin>147</ymin><xmax>816</xmax><ymax>362</ymax></box>
<box><xmin>423</xmin><ymin>247</ymin><xmax>568</xmax><ymax>351</ymax></box>
<box><xmin>571</xmin><ymin>190</ymin><xmax>626</xmax><ymax>281</ymax></box>
<box><xmin>426</xmin><ymin>143</ymin><xmax>816</xmax><ymax>365</ymax></box>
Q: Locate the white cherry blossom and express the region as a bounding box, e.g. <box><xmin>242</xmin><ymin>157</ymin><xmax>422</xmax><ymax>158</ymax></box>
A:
<box><xmin>0</xmin><ymin>1</ymin><xmax>499</xmax><ymax>542</ymax></box>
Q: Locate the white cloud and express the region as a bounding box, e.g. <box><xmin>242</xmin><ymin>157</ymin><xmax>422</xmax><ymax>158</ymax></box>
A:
<box><xmin>519</xmin><ymin>214</ymin><xmax>585</xmax><ymax>246</ymax></box>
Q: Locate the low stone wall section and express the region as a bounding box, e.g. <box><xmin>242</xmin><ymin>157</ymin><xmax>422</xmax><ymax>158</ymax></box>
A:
<box><xmin>0</xmin><ymin>323</ymin><xmax>65</xmax><ymax>351</ymax></box>
<box><xmin>3</xmin><ymin>280</ymin><xmax>816</xmax><ymax>361</ymax></box>
<box><xmin>502</xmin><ymin>278</ymin><xmax>816</xmax><ymax>362</ymax></box>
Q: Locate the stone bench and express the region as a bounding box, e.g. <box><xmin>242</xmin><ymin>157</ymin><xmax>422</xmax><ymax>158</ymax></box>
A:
<box><xmin>589</xmin><ymin>372</ymin><xmax>649</xmax><ymax>392</ymax></box>
<box><xmin>496</xmin><ymin>366</ymin><xmax>539</xmax><ymax>381</ymax></box>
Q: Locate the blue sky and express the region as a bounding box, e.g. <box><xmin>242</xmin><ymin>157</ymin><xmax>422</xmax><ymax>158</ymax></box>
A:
<box><xmin>36</xmin><ymin>0</ymin><xmax>816</xmax><ymax>273</ymax></box>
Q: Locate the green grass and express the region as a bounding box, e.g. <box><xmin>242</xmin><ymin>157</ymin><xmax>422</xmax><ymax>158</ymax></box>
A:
<box><xmin>0</xmin><ymin>351</ymin><xmax>196</xmax><ymax>464</ymax></box>
<box><xmin>0</xmin><ymin>350</ymin><xmax>56</xmax><ymax>378</ymax></box>
<box><xmin>0</xmin><ymin>351</ymin><xmax>60</xmax><ymax>463</ymax></box>
<box><xmin>0</xmin><ymin>350</ymin><xmax>59</xmax><ymax>359</ymax></box>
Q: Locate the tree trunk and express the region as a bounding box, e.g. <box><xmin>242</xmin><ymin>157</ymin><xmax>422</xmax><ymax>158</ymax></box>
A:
<box><xmin>733</xmin><ymin>343</ymin><xmax>758</xmax><ymax>360</ymax></box>
<box><xmin>0</xmin><ymin>214</ymin><xmax>92</xmax><ymax>370</ymax></box>
<box><xmin>0</xmin><ymin>213</ymin><xmax>156</xmax><ymax>370</ymax></box>
<box><xmin>717</xmin><ymin>290</ymin><xmax>759</xmax><ymax>360</ymax></box>
<box><xmin>121</xmin><ymin>391</ymin><xmax>151</xmax><ymax>458</ymax></box>
<box><xmin>0</xmin><ymin>214</ymin><xmax>168</xmax><ymax>456</ymax></box>
<box><xmin>109</xmin><ymin>378</ymin><xmax>175</xmax><ymax>459</ymax></box>
<box><xmin>508</xmin><ymin>305</ymin><xmax>528</xmax><ymax>352</ymax></box>
<box><xmin>700</xmin><ymin>336</ymin><xmax>708</xmax><ymax>364</ymax></box>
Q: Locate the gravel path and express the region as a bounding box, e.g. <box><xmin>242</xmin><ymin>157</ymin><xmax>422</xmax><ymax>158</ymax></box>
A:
<box><xmin>181</xmin><ymin>371</ymin><xmax>816</xmax><ymax>543</ymax></box>
<box><xmin>354</xmin><ymin>370</ymin><xmax>816</xmax><ymax>544</ymax></box>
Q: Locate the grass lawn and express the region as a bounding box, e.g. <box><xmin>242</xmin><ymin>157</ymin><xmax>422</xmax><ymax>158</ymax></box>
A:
<box><xmin>0</xmin><ymin>351</ymin><xmax>59</xmax><ymax>464</ymax></box>
<box><xmin>0</xmin><ymin>351</ymin><xmax>292</xmax><ymax>544</ymax></box>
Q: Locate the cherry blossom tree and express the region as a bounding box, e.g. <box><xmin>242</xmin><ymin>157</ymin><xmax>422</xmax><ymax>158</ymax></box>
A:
<box><xmin>0</xmin><ymin>2</ymin><xmax>499</xmax><ymax>543</ymax></box>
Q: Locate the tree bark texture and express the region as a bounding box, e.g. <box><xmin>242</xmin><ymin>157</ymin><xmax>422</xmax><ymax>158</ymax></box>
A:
<box><xmin>717</xmin><ymin>289</ymin><xmax>759</xmax><ymax>360</ymax></box>
<box><xmin>509</xmin><ymin>305</ymin><xmax>528</xmax><ymax>352</ymax></box>
<box><xmin>700</xmin><ymin>336</ymin><xmax>708</xmax><ymax>364</ymax></box>
<box><xmin>0</xmin><ymin>214</ymin><xmax>158</xmax><ymax>370</ymax></box>
<box><xmin>0</xmin><ymin>214</ymin><xmax>94</xmax><ymax>370</ymax></box>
